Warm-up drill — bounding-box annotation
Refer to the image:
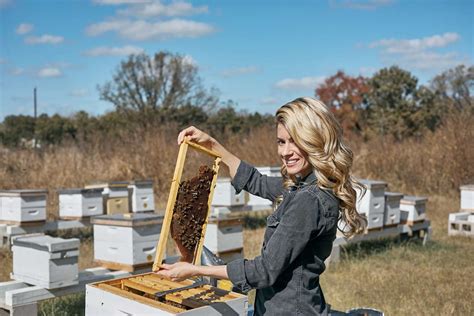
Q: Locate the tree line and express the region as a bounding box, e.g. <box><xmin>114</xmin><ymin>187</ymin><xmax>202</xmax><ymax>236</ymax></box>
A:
<box><xmin>0</xmin><ymin>51</ymin><xmax>472</xmax><ymax>147</ymax></box>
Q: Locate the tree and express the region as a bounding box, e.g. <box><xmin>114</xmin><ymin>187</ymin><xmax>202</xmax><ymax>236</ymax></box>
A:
<box><xmin>430</xmin><ymin>64</ymin><xmax>474</xmax><ymax>111</ymax></box>
<box><xmin>0</xmin><ymin>115</ymin><xmax>35</xmax><ymax>146</ymax></box>
<box><xmin>315</xmin><ymin>71</ymin><xmax>369</xmax><ymax>134</ymax></box>
<box><xmin>98</xmin><ymin>51</ymin><xmax>219</xmax><ymax>125</ymax></box>
<box><xmin>364</xmin><ymin>66</ymin><xmax>426</xmax><ymax>140</ymax></box>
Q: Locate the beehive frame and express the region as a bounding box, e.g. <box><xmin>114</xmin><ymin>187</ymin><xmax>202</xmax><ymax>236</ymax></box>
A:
<box><xmin>153</xmin><ymin>139</ymin><xmax>222</xmax><ymax>271</ymax></box>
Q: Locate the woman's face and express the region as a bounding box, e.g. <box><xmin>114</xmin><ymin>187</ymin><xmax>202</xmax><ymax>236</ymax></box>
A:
<box><xmin>277</xmin><ymin>123</ymin><xmax>312</xmax><ymax>177</ymax></box>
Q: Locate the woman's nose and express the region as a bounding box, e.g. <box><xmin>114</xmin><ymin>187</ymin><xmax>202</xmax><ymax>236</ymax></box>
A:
<box><xmin>282</xmin><ymin>143</ymin><xmax>293</xmax><ymax>156</ymax></box>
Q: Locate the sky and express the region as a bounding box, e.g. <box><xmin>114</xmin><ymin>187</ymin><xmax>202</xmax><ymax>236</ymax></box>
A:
<box><xmin>0</xmin><ymin>0</ymin><xmax>472</xmax><ymax>120</ymax></box>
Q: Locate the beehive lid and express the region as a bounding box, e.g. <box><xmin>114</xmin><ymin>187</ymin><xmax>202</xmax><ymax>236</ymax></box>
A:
<box><xmin>85</xmin><ymin>181</ymin><xmax>129</xmax><ymax>189</ymax></box>
<box><xmin>0</xmin><ymin>189</ymin><xmax>48</xmax><ymax>197</ymax></box>
<box><xmin>57</xmin><ymin>188</ymin><xmax>103</xmax><ymax>195</ymax></box>
<box><xmin>401</xmin><ymin>195</ymin><xmax>428</xmax><ymax>205</ymax></box>
<box><xmin>359</xmin><ymin>179</ymin><xmax>387</xmax><ymax>189</ymax></box>
<box><xmin>460</xmin><ymin>184</ymin><xmax>474</xmax><ymax>191</ymax></box>
<box><xmin>91</xmin><ymin>213</ymin><xmax>163</xmax><ymax>227</ymax></box>
<box><xmin>12</xmin><ymin>235</ymin><xmax>79</xmax><ymax>252</ymax></box>
<box><xmin>385</xmin><ymin>192</ymin><xmax>403</xmax><ymax>198</ymax></box>
<box><xmin>129</xmin><ymin>179</ymin><xmax>153</xmax><ymax>186</ymax></box>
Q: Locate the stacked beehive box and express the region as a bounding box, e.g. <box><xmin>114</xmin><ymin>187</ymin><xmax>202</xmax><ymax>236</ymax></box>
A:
<box><xmin>86</xmin><ymin>181</ymin><xmax>130</xmax><ymax>215</ymax></box>
<box><xmin>384</xmin><ymin>192</ymin><xmax>402</xmax><ymax>226</ymax></box>
<box><xmin>204</xmin><ymin>215</ymin><xmax>244</xmax><ymax>263</ymax></box>
<box><xmin>92</xmin><ymin>213</ymin><xmax>163</xmax><ymax>271</ymax></box>
<box><xmin>448</xmin><ymin>185</ymin><xmax>474</xmax><ymax>237</ymax></box>
<box><xmin>58</xmin><ymin>188</ymin><xmax>103</xmax><ymax>219</ymax></box>
<box><xmin>11</xmin><ymin>234</ymin><xmax>79</xmax><ymax>289</ymax></box>
<box><xmin>247</xmin><ymin>166</ymin><xmax>281</xmax><ymax>209</ymax></box>
<box><xmin>211</xmin><ymin>178</ymin><xmax>245</xmax><ymax>207</ymax></box>
<box><xmin>0</xmin><ymin>189</ymin><xmax>47</xmax><ymax>225</ymax></box>
<box><xmin>128</xmin><ymin>180</ymin><xmax>155</xmax><ymax>213</ymax></box>
<box><xmin>356</xmin><ymin>180</ymin><xmax>387</xmax><ymax>230</ymax></box>
<box><xmin>399</xmin><ymin>195</ymin><xmax>427</xmax><ymax>224</ymax></box>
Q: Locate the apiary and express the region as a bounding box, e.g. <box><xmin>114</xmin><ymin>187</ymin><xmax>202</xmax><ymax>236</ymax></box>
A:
<box><xmin>86</xmin><ymin>181</ymin><xmax>130</xmax><ymax>215</ymax></box>
<box><xmin>211</xmin><ymin>177</ymin><xmax>245</xmax><ymax>207</ymax></box>
<box><xmin>58</xmin><ymin>188</ymin><xmax>103</xmax><ymax>219</ymax></box>
<box><xmin>203</xmin><ymin>215</ymin><xmax>243</xmax><ymax>254</ymax></box>
<box><xmin>85</xmin><ymin>273</ymin><xmax>248</xmax><ymax>315</ymax></box>
<box><xmin>400</xmin><ymin>195</ymin><xmax>427</xmax><ymax>223</ymax></box>
<box><xmin>92</xmin><ymin>213</ymin><xmax>163</xmax><ymax>271</ymax></box>
<box><xmin>384</xmin><ymin>192</ymin><xmax>402</xmax><ymax>226</ymax></box>
<box><xmin>356</xmin><ymin>179</ymin><xmax>387</xmax><ymax>230</ymax></box>
<box><xmin>129</xmin><ymin>179</ymin><xmax>155</xmax><ymax>212</ymax></box>
<box><xmin>11</xmin><ymin>234</ymin><xmax>79</xmax><ymax>289</ymax></box>
<box><xmin>460</xmin><ymin>184</ymin><xmax>474</xmax><ymax>210</ymax></box>
<box><xmin>0</xmin><ymin>189</ymin><xmax>47</xmax><ymax>224</ymax></box>
<box><xmin>247</xmin><ymin>166</ymin><xmax>282</xmax><ymax>208</ymax></box>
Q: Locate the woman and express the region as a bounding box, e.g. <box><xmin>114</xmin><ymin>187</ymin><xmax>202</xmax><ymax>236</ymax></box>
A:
<box><xmin>157</xmin><ymin>97</ymin><xmax>366</xmax><ymax>315</ymax></box>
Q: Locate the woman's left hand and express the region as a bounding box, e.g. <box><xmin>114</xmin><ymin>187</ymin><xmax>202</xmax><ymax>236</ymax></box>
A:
<box><xmin>155</xmin><ymin>262</ymin><xmax>199</xmax><ymax>282</ymax></box>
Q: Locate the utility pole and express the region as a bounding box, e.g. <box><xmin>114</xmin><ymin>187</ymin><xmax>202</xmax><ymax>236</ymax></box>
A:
<box><xmin>33</xmin><ymin>87</ymin><xmax>37</xmax><ymax>149</ymax></box>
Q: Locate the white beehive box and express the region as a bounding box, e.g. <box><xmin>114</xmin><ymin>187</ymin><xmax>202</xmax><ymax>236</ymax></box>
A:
<box><xmin>448</xmin><ymin>211</ymin><xmax>474</xmax><ymax>237</ymax></box>
<box><xmin>58</xmin><ymin>188</ymin><xmax>103</xmax><ymax>218</ymax></box>
<box><xmin>0</xmin><ymin>189</ymin><xmax>47</xmax><ymax>223</ymax></box>
<box><xmin>384</xmin><ymin>192</ymin><xmax>402</xmax><ymax>226</ymax></box>
<box><xmin>92</xmin><ymin>213</ymin><xmax>163</xmax><ymax>271</ymax></box>
<box><xmin>247</xmin><ymin>166</ymin><xmax>281</xmax><ymax>207</ymax></box>
<box><xmin>128</xmin><ymin>180</ymin><xmax>155</xmax><ymax>212</ymax></box>
<box><xmin>356</xmin><ymin>179</ymin><xmax>387</xmax><ymax>215</ymax></box>
<box><xmin>86</xmin><ymin>274</ymin><xmax>248</xmax><ymax>315</ymax></box>
<box><xmin>204</xmin><ymin>215</ymin><xmax>243</xmax><ymax>254</ymax></box>
<box><xmin>11</xmin><ymin>234</ymin><xmax>79</xmax><ymax>289</ymax></box>
<box><xmin>400</xmin><ymin>195</ymin><xmax>427</xmax><ymax>223</ymax></box>
<box><xmin>211</xmin><ymin>178</ymin><xmax>245</xmax><ymax>207</ymax></box>
<box><xmin>460</xmin><ymin>185</ymin><xmax>474</xmax><ymax>210</ymax></box>
<box><xmin>86</xmin><ymin>181</ymin><xmax>130</xmax><ymax>214</ymax></box>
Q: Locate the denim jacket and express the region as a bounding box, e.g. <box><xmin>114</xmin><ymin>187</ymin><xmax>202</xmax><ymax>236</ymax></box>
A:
<box><xmin>226</xmin><ymin>161</ymin><xmax>340</xmax><ymax>315</ymax></box>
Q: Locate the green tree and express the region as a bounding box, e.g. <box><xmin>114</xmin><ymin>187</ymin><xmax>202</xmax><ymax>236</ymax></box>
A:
<box><xmin>98</xmin><ymin>51</ymin><xmax>219</xmax><ymax>126</ymax></box>
<box><xmin>0</xmin><ymin>115</ymin><xmax>35</xmax><ymax>146</ymax></box>
<box><xmin>430</xmin><ymin>64</ymin><xmax>473</xmax><ymax>111</ymax></box>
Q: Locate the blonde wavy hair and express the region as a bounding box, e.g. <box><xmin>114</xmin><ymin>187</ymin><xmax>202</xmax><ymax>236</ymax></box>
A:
<box><xmin>276</xmin><ymin>97</ymin><xmax>366</xmax><ymax>237</ymax></box>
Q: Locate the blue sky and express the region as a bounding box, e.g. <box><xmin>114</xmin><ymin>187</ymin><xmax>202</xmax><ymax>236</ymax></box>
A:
<box><xmin>0</xmin><ymin>0</ymin><xmax>472</xmax><ymax>120</ymax></box>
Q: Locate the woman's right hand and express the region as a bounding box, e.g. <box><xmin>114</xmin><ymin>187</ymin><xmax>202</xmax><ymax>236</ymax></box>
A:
<box><xmin>177</xmin><ymin>126</ymin><xmax>214</xmax><ymax>148</ymax></box>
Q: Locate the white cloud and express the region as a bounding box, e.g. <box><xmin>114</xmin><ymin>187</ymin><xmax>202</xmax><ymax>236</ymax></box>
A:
<box><xmin>37</xmin><ymin>67</ymin><xmax>62</xmax><ymax>78</ymax></box>
<box><xmin>275</xmin><ymin>76</ymin><xmax>326</xmax><ymax>91</ymax></box>
<box><xmin>368</xmin><ymin>32</ymin><xmax>466</xmax><ymax>71</ymax></box>
<box><xmin>84</xmin><ymin>45</ymin><xmax>144</xmax><ymax>56</ymax></box>
<box><xmin>25</xmin><ymin>34</ymin><xmax>64</xmax><ymax>45</ymax></box>
<box><xmin>69</xmin><ymin>89</ymin><xmax>88</xmax><ymax>97</ymax></box>
<box><xmin>92</xmin><ymin>0</ymin><xmax>151</xmax><ymax>5</ymax></box>
<box><xmin>10</xmin><ymin>67</ymin><xmax>25</xmax><ymax>76</ymax></box>
<box><xmin>221</xmin><ymin>66</ymin><xmax>260</xmax><ymax>78</ymax></box>
<box><xmin>330</xmin><ymin>0</ymin><xmax>394</xmax><ymax>10</ymax></box>
<box><xmin>16</xmin><ymin>23</ymin><xmax>34</xmax><ymax>35</ymax></box>
<box><xmin>118</xmin><ymin>1</ymin><xmax>208</xmax><ymax>18</ymax></box>
<box><xmin>86</xmin><ymin>18</ymin><xmax>214</xmax><ymax>40</ymax></box>
<box><xmin>369</xmin><ymin>32</ymin><xmax>460</xmax><ymax>54</ymax></box>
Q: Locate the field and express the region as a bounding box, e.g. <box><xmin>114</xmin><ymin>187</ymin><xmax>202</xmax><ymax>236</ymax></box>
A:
<box><xmin>0</xmin><ymin>112</ymin><xmax>473</xmax><ymax>315</ymax></box>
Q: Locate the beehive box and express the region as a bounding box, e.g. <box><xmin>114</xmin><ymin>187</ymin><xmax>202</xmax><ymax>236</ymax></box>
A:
<box><xmin>203</xmin><ymin>215</ymin><xmax>243</xmax><ymax>254</ymax></box>
<box><xmin>92</xmin><ymin>213</ymin><xmax>163</xmax><ymax>271</ymax></box>
<box><xmin>356</xmin><ymin>180</ymin><xmax>387</xmax><ymax>229</ymax></box>
<box><xmin>400</xmin><ymin>195</ymin><xmax>427</xmax><ymax>223</ymax></box>
<box><xmin>86</xmin><ymin>273</ymin><xmax>248</xmax><ymax>315</ymax></box>
<box><xmin>448</xmin><ymin>211</ymin><xmax>474</xmax><ymax>237</ymax></box>
<box><xmin>58</xmin><ymin>188</ymin><xmax>103</xmax><ymax>219</ymax></box>
<box><xmin>11</xmin><ymin>234</ymin><xmax>79</xmax><ymax>289</ymax></box>
<box><xmin>86</xmin><ymin>181</ymin><xmax>130</xmax><ymax>215</ymax></box>
<box><xmin>211</xmin><ymin>178</ymin><xmax>245</xmax><ymax>207</ymax></box>
<box><xmin>460</xmin><ymin>184</ymin><xmax>474</xmax><ymax>210</ymax></box>
<box><xmin>247</xmin><ymin>166</ymin><xmax>281</xmax><ymax>207</ymax></box>
<box><xmin>0</xmin><ymin>189</ymin><xmax>47</xmax><ymax>224</ymax></box>
<box><xmin>384</xmin><ymin>192</ymin><xmax>402</xmax><ymax>226</ymax></box>
<box><xmin>129</xmin><ymin>180</ymin><xmax>155</xmax><ymax>212</ymax></box>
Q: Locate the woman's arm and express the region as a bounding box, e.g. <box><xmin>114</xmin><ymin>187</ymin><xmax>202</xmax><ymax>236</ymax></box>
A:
<box><xmin>156</xmin><ymin>262</ymin><xmax>228</xmax><ymax>282</ymax></box>
<box><xmin>177</xmin><ymin>126</ymin><xmax>240</xmax><ymax>178</ymax></box>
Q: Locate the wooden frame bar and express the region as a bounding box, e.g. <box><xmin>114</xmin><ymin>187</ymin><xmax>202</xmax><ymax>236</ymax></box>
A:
<box><xmin>153</xmin><ymin>139</ymin><xmax>222</xmax><ymax>270</ymax></box>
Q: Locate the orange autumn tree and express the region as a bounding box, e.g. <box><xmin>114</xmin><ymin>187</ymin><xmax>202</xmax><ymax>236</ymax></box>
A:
<box><xmin>315</xmin><ymin>71</ymin><xmax>369</xmax><ymax>136</ymax></box>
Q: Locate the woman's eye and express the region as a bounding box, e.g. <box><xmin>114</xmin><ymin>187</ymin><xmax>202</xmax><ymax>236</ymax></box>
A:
<box><xmin>277</xmin><ymin>139</ymin><xmax>284</xmax><ymax>145</ymax></box>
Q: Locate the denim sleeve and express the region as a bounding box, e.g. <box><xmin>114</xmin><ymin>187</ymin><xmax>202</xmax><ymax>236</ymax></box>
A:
<box><xmin>231</xmin><ymin>161</ymin><xmax>284</xmax><ymax>203</ymax></box>
<box><xmin>227</xmin><ymin>190</ymin><xmax>320</xmax><ymax>290</ymax></box>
